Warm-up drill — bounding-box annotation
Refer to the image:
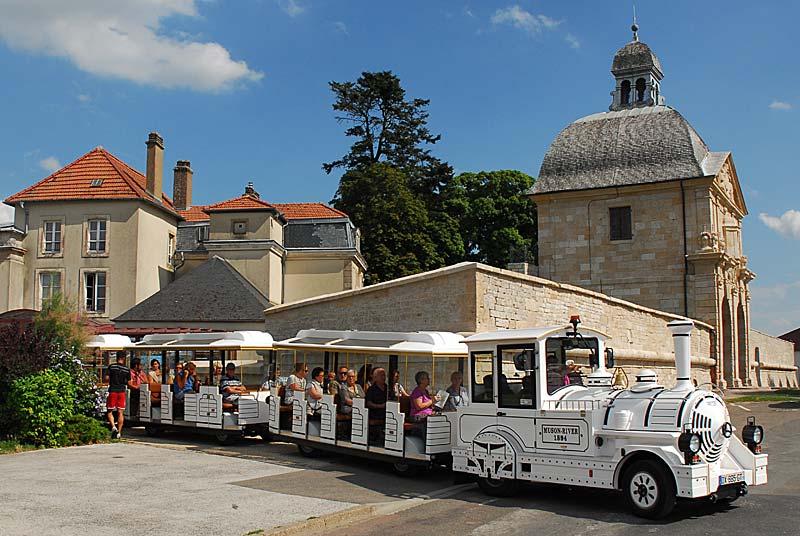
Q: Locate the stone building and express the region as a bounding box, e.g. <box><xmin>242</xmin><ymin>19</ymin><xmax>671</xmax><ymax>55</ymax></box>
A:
<box><xmin>527</xmin><ymin>25</ymin><xmax>793</xmax><ymax>388</ymax></box>
<box><xmin>1</xmin><ymin>132</ymin><xmax>365</xmax><ymax>324</ymax></box>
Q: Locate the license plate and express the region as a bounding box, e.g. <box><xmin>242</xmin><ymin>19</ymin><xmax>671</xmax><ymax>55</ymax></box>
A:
<box><xmin>719</xmin><ymin>472</ymin><xmax>744</xmax><ymax>486</ymax></box>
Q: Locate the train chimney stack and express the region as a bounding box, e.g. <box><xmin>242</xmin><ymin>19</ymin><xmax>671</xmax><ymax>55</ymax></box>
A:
<box><xmin>668</xmin><ymin>319</ymin><xmax>695</xmax><ymax>390</ymax></box>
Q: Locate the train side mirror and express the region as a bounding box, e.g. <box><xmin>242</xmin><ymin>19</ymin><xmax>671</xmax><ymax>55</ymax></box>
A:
<box><xmin>605</xmin><ymin>348</ymin><xmax>615</xmax><ymax>368</ymax></box>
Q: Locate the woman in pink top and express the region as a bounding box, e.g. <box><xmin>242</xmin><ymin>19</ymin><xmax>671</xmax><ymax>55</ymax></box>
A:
<box><xmin>410</xmin><ymin>371</ymin><xmax>439</xmax><ymax>421</ymax></box>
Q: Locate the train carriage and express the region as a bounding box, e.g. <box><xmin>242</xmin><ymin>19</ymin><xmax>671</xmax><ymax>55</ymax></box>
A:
<box><xmin>269</xmin><ymin>329</ymin><xmax>468</xmax><ymax>473</ymax></box>
<box><xmin>86</xmin><ymin>331</ymin><xmax>274</xmax><ymax>444</ymax></box>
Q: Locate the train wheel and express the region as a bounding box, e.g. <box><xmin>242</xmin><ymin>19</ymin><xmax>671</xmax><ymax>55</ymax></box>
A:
<box><xmin>144</xmin><ymin>425</ymin><xmax>161</xmax><ymax>437</ymax></box>
<box><xmin>391</xmin><ymin>461</ymin><xmax>420</xmax><ymax>477</ymax></box>
<box><xmin>297</xmin><ymin>444</ymin><xmax>321</xmax><ymax>457</ymax></box>
<box><xmin>215</xmin><ymin>432</ymin><xmax>238</xmax><ymax>446</ymax></box>
<box><xmin>477</xmin><ymin>476</ymin><xmax>519</xmax><ymax>497</ymax></box>
<box><xmin>623</xmin><ymin>460</ymin><xmax>676</xmax><ymax>519</ymax></box>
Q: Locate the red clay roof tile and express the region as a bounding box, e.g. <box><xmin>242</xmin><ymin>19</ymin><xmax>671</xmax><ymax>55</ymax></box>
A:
<box><xmin>273</xmin><ymin>202</ymin><xmax>348</xmax><ymax>220</ymax></box>
<box><xmin>5</xmin><ymin>147</ymin><xmax>178</xmax><ymax>216</ymax></box>
<box><xmin>204</xmin><ymin>194</ymin><xmax>276</xmax><ymax>212</ymax></box>
<box><xmin>178</xmin><ymin>205</ymin><xmax>210</xmax><ymax>222</ymax></box>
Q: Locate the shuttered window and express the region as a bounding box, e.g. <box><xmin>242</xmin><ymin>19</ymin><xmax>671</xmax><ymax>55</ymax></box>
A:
<box><xmin>609</xmin><ymin>206</ymin><xmax>632</xmax><ymax>241</ymax></box>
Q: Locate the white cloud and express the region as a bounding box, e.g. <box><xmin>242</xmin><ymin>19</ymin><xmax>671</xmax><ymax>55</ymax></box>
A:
<box><xmin>77</xmin><ymin>93</ymin><xmax>92</xmax><ymax>103</ymax></box>
<box><xmin>39</xmin><ymin>156</ymin><xmax>62</xmax><ymax>173</ymax></box>
<box><xmin>760</xmin><ymin>210</ymin><xmax>800</xmax><ymax>239</ymax></box>
<box><xmin>333</xmin><ymin>21</ymin><xmax>348</xmax><ymax>36</ymax></box>
<box><xmin>565</xmin><ymin>33</ymin><xmax>580</xmax><ymax>49</ymax></box>
<box><xmin>491</xmin><ymin>5</ymin><xmax>561</xmax><ymax>34</ymax></box>
<box><xmin>278</xmin><ymin>0</ymin><xmax>306</xmax><ymax>17</ymax></box>
<box><xmin>464</xmin><ymin>6</ymin><xmax>475</xmax><ymax>18</ymax></box>
<box><xmin>768</xmin><ymin>100</ymin><xmax>792</xmax><ymax>110</ymax></box>
<box><xmin>0</xmin><ymin>203</ymin><xmax>14</xmax><ymax>225</ymax></box>
<box><xmin>750</xmin><ymin>280</ymin><xmax>800</xmax><ymax>334</ymax></box>
<box><xmin>0</xmin><ymin>0</ymin><xmax>263</xmax><ymax>92</ymax></box>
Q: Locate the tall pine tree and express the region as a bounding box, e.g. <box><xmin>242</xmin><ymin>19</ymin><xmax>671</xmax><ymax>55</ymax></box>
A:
<box><xmin>326</xmin><ymin>71</ymin><xmax>462</xmax><ymax>282</ymax></box>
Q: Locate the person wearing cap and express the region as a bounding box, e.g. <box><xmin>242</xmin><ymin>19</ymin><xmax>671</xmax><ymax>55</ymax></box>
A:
<box><xmin>220</xmin><ymin>363</ymin><xmax>248</xmax><ymax>410</ymax></box>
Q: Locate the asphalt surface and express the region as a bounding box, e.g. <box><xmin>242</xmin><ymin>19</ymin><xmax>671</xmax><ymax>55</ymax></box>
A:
<box><xmin>0</xmin><ymin>401</ymin><xmax>796</xmax><ymax>536</ymax></box>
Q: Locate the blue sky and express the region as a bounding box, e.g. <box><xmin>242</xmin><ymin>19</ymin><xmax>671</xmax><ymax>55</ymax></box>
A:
<box><xmin>0</xmin><ymin>1</ymin><xmax>798</xmax><ymax>334</ymax></box>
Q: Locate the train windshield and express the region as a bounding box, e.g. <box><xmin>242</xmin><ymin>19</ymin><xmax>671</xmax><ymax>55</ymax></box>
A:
<box><xmin>544</xmin><ymin>336</ymin><xmax>599</xmax><ymax>394</ymax></box>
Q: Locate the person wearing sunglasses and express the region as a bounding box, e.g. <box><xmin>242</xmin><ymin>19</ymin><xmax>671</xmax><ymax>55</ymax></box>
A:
<box><xmin>328</xmin><ymin>366</ymin><xmax>349</xmax><ymax>398</ymax></box>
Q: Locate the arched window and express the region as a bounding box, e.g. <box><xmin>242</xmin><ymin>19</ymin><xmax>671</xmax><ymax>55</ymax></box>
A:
<box><xmin>755</xmin><ymin>347</ymin><xmax>760</xmax><ymax>363</ymax></box>
<box><xmin>635</xmin><ymin>78</ymin><xmax>646</xmax><ymax>102</ymax></box>
<box><xmin>620</xmin><ymin>80</ymin><xmax>631</xmax><ymax>105</ymax></box>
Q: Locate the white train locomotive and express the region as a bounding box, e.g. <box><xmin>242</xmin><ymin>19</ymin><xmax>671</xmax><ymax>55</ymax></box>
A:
<box><xmin>453</xmin><ymin>318</ymin><xmax>768</xmax><ymax>518</ymax></box>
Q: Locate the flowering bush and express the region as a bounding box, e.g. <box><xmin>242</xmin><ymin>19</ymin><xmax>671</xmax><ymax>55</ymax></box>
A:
<box><xmin>7</xmin><ymin>370</ymin><xmax>76</xmax><ymax>448</ymax></box>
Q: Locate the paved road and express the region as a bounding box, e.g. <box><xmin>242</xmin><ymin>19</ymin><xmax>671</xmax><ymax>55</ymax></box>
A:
<box><xmin>0</xmin><ymin>401</ymin><xmax>795</xmax><ymax>536</ymax></box>
<box><xmin>0</xmin><ymin>441</ymin><xmax>354</xmax><ymax>536</ymax></box>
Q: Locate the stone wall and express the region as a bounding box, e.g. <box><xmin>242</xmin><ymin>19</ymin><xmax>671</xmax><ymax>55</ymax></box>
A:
<box><xmin>475</xmin><ymin>265</ymin><xmax>714</xmax><ymax>387</ymax></box>
<box><xmin>749</xmin><ymin>329</ymin><xmax>798</xmax><ymax>388</ymax></box>
<box><xmin>264</xmin><ymin>262</ymin><xmax>715</xmax><ymax>387</ymax></box>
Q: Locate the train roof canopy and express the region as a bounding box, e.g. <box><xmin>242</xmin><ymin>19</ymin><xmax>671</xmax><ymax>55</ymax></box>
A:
<box><xmin>277</xmin><ymin>329</ymin><xmax>468</xmax><ymax>357</ymax></box>
<box><xmin>463</xmin><ymin>325</ymin><xmax>610</xmax><ymax>345</ymax></box>
<box><xmin>132</xmin><ymin>330</ymin><xmax>274</xmax><ymax>350</ymax></box>
<box><xmin>86</xmin><ymin>334</ymin><xmax>134</xmax><ymax>350</ymax></box>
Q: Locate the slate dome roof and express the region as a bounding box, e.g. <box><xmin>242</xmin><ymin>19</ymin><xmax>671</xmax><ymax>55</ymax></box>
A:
<box><xmin>530</xmin><ymin>106</ymin><xmax>729</xmax><ymax>194</ymax></box>
<box><xmin>612</xmin><ymin>40</ymin><xmax>663</xmax><ymax>77</ymax></box>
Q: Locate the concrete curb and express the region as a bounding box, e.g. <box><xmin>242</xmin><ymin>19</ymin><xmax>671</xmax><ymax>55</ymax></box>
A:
<box><xmin>264</xmin><ymin>503</ymin><xmax>377</xmax><ymax>536</ymax></box>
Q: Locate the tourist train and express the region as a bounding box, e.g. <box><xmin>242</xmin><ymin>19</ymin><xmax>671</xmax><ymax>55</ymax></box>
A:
<box><xmin>87</xmin><ymin>317</ymin><xmax>767</xmax><ymax>518</ymax></box>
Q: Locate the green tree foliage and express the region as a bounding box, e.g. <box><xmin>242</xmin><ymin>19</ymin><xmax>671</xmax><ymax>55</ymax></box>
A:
<box><xmin>335</xmin><ymin>164</ymin><xmax>445</xmax><ymax>283</ymax></box>
<box><xmin>323</xmin><ymin>71</ymin><xmax>442</xmax><ymax>174</ymax></box>
<box><xmin>7</xmin><ymin>369</ymin><xmax>76</xmax><ymax>447</ymax></box>
<box><xmin>326</xmin><ymin>71</ymin><xmax>464</xmax><ymax>281</ymax></box>
<box><xmin>445</xmin><ymin>170</ymin><xmax>538</xmax><ymax>268</ymax></box>
<box><xmin>34</xmin><ymin>295</ymin><xmax>99</xmax><ymax>417</ymax></box>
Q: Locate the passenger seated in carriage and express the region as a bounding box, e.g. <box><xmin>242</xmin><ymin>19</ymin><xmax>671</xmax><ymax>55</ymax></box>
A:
<box><xmin>306</xmin><ymin>367</ymin><xmax>325</xmax><ymax>420</ymax></box>
<box><xmin>409</xmin><ymin>371</ymin><xmax>440</xmax><ymax>422</ymax></box>
<box><xmin>337</xmin><ymin>369</ymin><xmax>364</xmax><ymax>414</ymax></box>
<box><xmin>443</xmin><ymin>371</ymin><xmax>469</xmax><ymax>411</ymax></box>
<box><xmin>328</xmin><ymin>366</ymin><xmax>348</xmax><ymax>397</ymax></box>
<box><xmin>391</xmin><ymin>369</ymin><xmax>409</xmax><ymax>399</ymax></box>
<box><xmin>220</xmin><ymin>363</ymin><xmax>248</xmax><ymax>411</ymax></box>
<box><xmin>285</xmin><ymin>362</ymin><xmax>307</xmax><ymax>403</ymax></box>
<box><xmin>365</xmin><ymin>367</ymin><xmax>388</xmax><ymax>422</ymax></box>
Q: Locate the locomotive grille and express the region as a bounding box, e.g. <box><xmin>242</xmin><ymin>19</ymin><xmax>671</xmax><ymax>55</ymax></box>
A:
<box><xmin>688</xmin><ymin>396</ymin><xmax>728</xmax><ymax>463</ymax></box>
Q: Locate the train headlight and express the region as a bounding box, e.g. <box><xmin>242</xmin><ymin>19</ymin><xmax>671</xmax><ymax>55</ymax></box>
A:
<box><xmin>742</xmin><ymin>416</ymin><xmax>764</xmax><ymax>452</ymax></box>
<box><xmin>678</xmin><ymin>432</ymin><xmax>702</xmax><ymax>454</ymax></box>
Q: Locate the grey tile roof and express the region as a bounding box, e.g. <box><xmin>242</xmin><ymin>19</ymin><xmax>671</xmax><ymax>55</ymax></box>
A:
<box><xmin>284</xmin><ymin>221</ymin><xmax>353</xmax><ymax>249</ymax></box>
<box><xmin>176</xmin><ymin>223</ymin><xmax>207</xmax><ymax>252</ymax></box>
<box><xmin>114</xmin><ymin>256</ymin><xmax>271</xmax><ymax>323</ymax></box>
<box><xmin>531</xmin><ymin>106</ymin><xmax>714</xmax><ymax>195</ymax></box>
<box><xmin>612</xmin><ymin>40</ymin><xmax>663</xmax><ymax>76</ymax></box>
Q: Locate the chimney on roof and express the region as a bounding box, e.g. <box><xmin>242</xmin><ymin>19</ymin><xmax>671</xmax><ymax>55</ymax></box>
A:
<box><xmin>244</xmin><ymin>181</ymin><xmax>260</xmax><ymax>198</ymax></box>
<box><xmin>173</xmin><ymin>160</ymin><xmax>193</xmax><ymax>210</ymax></box>
<box><xmin>145</xmin><ymin>132</ymin><xmax>164</xmax><ymax>200</ymax></box>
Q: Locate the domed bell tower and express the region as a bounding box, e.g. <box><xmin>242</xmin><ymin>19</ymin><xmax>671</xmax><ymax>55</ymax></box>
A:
<box><xmin>610</xmin><ymin>23</ymin><xmax>666</xmax><ymax>111</ymax></box>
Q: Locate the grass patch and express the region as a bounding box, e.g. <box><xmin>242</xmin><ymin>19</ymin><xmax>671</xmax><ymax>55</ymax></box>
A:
<box><xmin>727</xmin><ymin>389</ymin><xmax>800</xmax><ymax>403</ymax></box>
<box><xmin>0</xmin><ymin>440</ymin><xmax>38</xmax><ymax>455</ymax></box>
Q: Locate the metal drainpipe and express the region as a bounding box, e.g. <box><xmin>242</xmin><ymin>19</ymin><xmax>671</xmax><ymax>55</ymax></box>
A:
<box><xmin>681</xmin><ymin>180</ymin><xmax>689</xmax><ymax>318</ymax></box>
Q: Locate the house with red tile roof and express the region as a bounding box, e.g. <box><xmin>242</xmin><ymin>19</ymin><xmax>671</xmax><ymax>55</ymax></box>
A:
<box><xmin>1</xmin><ymin>133</ymin><xmax>179</xmax><ymax>320</ymax></box>
<box><xmin>1</xmin><ymin>132</ymin><xmax>364</xmax><ymax>329</ymax></box>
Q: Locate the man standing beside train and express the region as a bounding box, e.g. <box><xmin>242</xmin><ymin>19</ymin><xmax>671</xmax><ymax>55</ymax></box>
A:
<box><xmin>106</xmin><ymin>351</ymin><xmax>131</xmax><ymax>439</ymax></box>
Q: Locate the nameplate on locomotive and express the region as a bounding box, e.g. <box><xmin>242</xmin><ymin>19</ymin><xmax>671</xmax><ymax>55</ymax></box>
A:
<box><xmin>541</xmin><ymin>423</ymin><xmax>581</xmax><ymax>445</ymax></box>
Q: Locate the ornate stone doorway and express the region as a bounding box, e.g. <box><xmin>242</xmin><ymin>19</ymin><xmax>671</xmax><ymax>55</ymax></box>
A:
<box><xmin>721</xmin><ymin>297</ymin><xmax>733</xmax><ymax>388</ymax></box>
<box><xmin>737</xmin><ymin>302</ymin><xmax>748</xmax><ymax>386</ymax></box>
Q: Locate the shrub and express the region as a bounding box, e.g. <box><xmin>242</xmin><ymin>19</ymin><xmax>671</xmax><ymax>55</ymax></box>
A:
<box><xmin>61</xmin><ymin>415</ymin><xmax>111</xmax><ymax>446</ymax></box>
<box><xmin>7</xmin><ymin>370</ymin><xmax>76</xmax><ymax>447</ymax></box>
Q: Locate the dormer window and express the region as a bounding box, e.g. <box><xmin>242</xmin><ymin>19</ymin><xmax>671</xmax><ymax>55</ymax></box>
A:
<box><xmin>621</xmin><ymin>80</ymin><xmax>631</xmax><ymax>105</ymax></box>
<box><xmin>635</xmin><ymin>78</ymin><xmax>646</xmax><ymax>102</ymax></box>
<box><xmin>90</xmin><ymin>179</ymin><xmax>104</xmax><ymax>187</ymax></box>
